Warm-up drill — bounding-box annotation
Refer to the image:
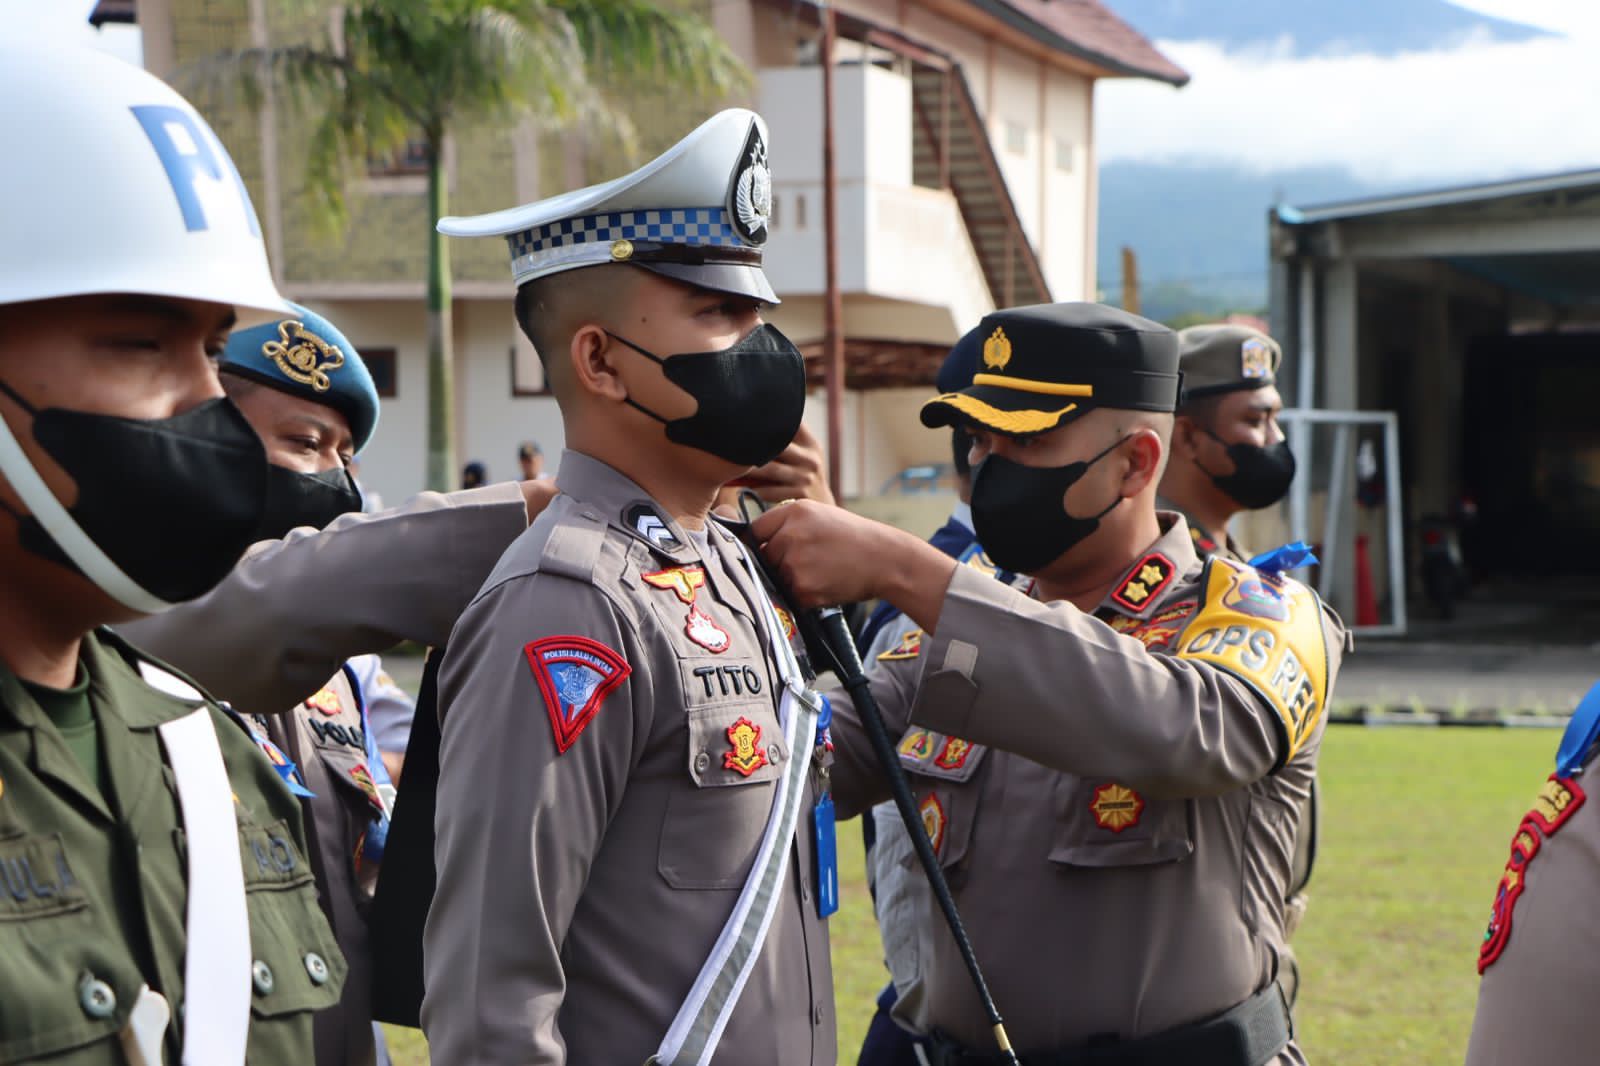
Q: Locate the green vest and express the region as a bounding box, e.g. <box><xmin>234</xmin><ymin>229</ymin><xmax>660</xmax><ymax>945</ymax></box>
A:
<box><xmin>0</xmin><ymin>630</ymin><xmax>344</xmax><ymax>1064</ymax></box>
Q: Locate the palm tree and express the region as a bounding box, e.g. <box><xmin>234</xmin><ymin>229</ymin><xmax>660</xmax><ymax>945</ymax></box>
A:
<box><xmin>188</xmin><ymin>0</ymin><xmax>747</xmax><ymax>491</ymax></box>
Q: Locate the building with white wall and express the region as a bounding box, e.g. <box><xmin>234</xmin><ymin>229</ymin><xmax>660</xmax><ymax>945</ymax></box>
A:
<box><xmin>133</xmin><ymin>0</ymin><xmax>1183</xmax><ymax>509</ymax></box>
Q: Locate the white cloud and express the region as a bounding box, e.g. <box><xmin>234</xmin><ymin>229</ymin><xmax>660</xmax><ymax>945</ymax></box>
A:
<box><xmin>1096</xmin><ymin>20</ymin><xmax>1600</xmax><ymax>184</ymax></box>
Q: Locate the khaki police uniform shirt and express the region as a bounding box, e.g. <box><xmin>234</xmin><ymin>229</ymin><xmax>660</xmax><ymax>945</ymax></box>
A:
<box><xmin>1465</xmin><ymin>738</ymin><xmax>1599</xmax><ymax>1064</ymax></box>
<box><xmin>423</xmin><ymin>452</ymin><xmax>834</xmax><ymax>1066</ymax></box>
<box><xmin>0</xmin><ymin>630</ymin><xmax>344</xmax><ymax>1064</ymax></box>
<box><xmin>260</xmin><ymin>668</ymin><xmax>386</xmax><ymax>1066</ymax></box>
<box><xmin>828</xmin><ymin>516</ymin><xmax>1343</xmax><ymax>1061</ymax></box>
<box><xmin>122</xmin><ymin>483</ymin><xmax>530</xmax><ymax>718</ymax></box>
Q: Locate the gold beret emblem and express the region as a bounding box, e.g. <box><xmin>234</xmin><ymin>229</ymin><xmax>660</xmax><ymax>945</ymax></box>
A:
<box><xmin>263</xmin><ymin>321</ymin><xmax>344</xmax><ymax>393</ymax></box>
<box><xmin>982</xmin><ymin>327</ymin><xmax>1012</xmax><ymax>372</ymax></box>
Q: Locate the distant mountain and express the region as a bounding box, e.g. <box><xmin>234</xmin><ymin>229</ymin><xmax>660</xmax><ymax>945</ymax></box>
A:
<box><xmin>1096</xmin><ymin>161</ymin><xmax>1379</xmax><ymax>322</ymax></box>
<box><xmin>1104</xmin><ymin>0</ymin><xmax>1553</xmax><ymax>56</ymax></box>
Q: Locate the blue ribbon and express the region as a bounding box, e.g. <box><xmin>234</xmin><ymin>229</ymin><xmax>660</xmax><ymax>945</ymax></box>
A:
<box><xmin>1556</xmin><ymin>681</ymin><xmax>1600</xmax><ymax>777</ymax></box>
<box><xmin>815</xmin><ymin>694</ymin><xmax>834</xmax><ymax>748</ymax></box>
<box><xmin>1249</xmin><ymin>541</ymin><xmax>1320</xmax><ymax>576</ymax></box>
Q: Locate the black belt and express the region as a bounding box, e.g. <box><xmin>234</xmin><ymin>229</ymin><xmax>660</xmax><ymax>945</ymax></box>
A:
<box><xmin>925</xmin><ymin>984</ymin><xmax>1292</xmax><ymax>1066</ymax></box>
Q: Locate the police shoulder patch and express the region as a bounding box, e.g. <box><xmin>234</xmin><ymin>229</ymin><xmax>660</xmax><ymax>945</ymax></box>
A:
<box><xmin>878</xmin><ymin>629</ymin><xmax>923</xmax><ymax>661</ymax></box>
<box><xmin>524</xmin><ymin>636</ymin><xmax>632</xmax><ymax>753</ymax></box>
<box><xmin>1111</xmin><ymin>552</ymin><xmax>1176</xmax><ymax>614</ymax></box>
<box><xmin>1175</xmin><ymin>557</ymin><xmax>1331</xmax><ymax>763</ymax></box>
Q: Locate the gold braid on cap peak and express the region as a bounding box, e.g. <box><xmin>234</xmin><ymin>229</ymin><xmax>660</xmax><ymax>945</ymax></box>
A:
<box><xmin>924</xmin><ymin>393</ymin><xmax>1080</xmax><ymax>435</ymax></box>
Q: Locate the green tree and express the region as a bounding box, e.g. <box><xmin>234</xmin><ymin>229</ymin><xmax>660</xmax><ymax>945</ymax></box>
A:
<box><xmin>189</xmin><ymin>0</ymin><xmax>746</xmax><ymax>491</ymax></box>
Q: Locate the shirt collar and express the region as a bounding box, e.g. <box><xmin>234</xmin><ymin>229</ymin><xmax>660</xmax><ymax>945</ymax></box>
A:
<box><xmin>949</xmin><ymin>501</ymin><xmax>973</xmax><ymax>533</ymax></box>
<box><xmin>556</xmin><ymin>449</ymin><xmax>703</xmax><ymax>564</ymax></box>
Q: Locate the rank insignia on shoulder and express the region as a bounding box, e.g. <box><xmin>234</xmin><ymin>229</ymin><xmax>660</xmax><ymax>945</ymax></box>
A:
<box><xmin>920</xmin><ymin>793</ymin><xmax>947</xmax><ymax>856</ymax></box>
<box><xmin>1111</xmin><ymin>552</ymin><xmax>1176</xmax><ymax>614</ymax></box>
<box><xmin>524</xmin><ymin>636</ymin><xmax>632</xmax><ymax>754</ymax></box>
<box><xmin>1177</xmin><ymin>557</ymin><xmax>1331</xmax><ymax>762</ymax></box>
<box><xmin>625</xmin><ymin>503</ymin><xmax>683</xmax><ymax>552</ymax></box>
<box><xmin>305</xmin><ymin>688</ymin><xmax>342</xmax><ymax>716</ymax></box>
<box><xmin>723</xmin><ymin>716</ymin><xmax>768</xmax><ymax>777</ymax></box>
<box><xmin>878</xmin><ymin>629</ymin><xmax>923</xmax><ymax>661</ymax></box>
<box><xmin>1090</xmin><ymin>782</ymin><xmax>1144</xmax><ymax>833</ymax></box>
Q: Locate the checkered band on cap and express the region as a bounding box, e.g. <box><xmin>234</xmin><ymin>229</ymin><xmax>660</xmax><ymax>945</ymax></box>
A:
<box><xmin>506</xmin><ymin>207</ymin><xmax>745</xmax><ymax>283</ymax></box>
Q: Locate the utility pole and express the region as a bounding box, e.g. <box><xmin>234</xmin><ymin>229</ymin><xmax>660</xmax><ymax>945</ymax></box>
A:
<box><xmin>820</xmin><ymin>1</ymin><xmax>845</xmax><ymax>500</ymax></box>
<box><xmin>1120</xmin><ymin>245</ymin><xmax>1140</xmax><ymax>316</ymax></box>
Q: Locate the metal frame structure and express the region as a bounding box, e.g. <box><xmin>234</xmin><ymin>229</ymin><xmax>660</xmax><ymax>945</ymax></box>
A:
<box><xmin>1279</xmin><ymin>408</ymin><xmax>1408</xmax><ymax>637</ymax></box>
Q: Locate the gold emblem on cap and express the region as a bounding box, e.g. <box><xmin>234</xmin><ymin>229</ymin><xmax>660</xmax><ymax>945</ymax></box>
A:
<box><xmin>1241</xmin><ymin>338</ymin><xmax>1271</xmax><ymax>379</ymax></box>
<box><xmin>264</xmin><ymin>321</ymin><xmax>345</xmax><ymax>393</ymax></box>
<box><xmin>610</xmin><ymin>239</ymin><xmax>635</xmax><ymax>262</ymax></box>
<box><xmin>982</xmin><ymin>327</ymin><xmax>1012</xmax><ymax>372</ymax></box>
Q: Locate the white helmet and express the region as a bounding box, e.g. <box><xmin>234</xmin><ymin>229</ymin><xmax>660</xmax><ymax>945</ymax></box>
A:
<box><xmin>0</xmin><ymin>36</ymin><xmax>288</xmax><ymax>322</ymax></box>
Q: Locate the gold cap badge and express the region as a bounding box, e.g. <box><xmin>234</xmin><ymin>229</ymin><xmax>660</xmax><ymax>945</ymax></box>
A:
<box><xmin>610</xmin><ymin>238</ymin><xmax>635</xmax><ymax>262</ymax></box>
<box><xmin>982</xmin><ymin>327</ymin><xmax>1012</xmax><ymax>371</ymax></box>
<box><xmin>264</xmin><ymin>321</ymin><xmax>345</xmax><ymax>393</ymax></box>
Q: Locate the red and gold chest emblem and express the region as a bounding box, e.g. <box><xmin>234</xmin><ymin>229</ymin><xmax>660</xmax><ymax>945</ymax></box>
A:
<box><xmin>644</xmin><ymin>566</ymin><xmax>732</xmax><ymax>653</ymax></box>
<box><xmin>1090</xmin><ymin>782</ymin><xmax>1144</xmax><ymax>833</ymax></box>
<box><xmin>878</xmin><ymin>629</ymin><xmax>923</xmax><ymax>662</ymax></box>
<box><xmin>776</xmin><ymin>606</ymin><xmax>798</xmax><ymax>641</ymax></box>
<box><xmin>920</xmin><ymin>793</ymin><xmax>947</xmax><ymax>855</ymax></box>
<box><xmin>723</xmin><ymin>717</ymin><xmax>769</xmax><ymax>777</ymax></box>
<box><xmin>348</xmin><ymin>763</ymin><xmax>386</xmax><ymax>816</ymax></box>
<box><xmin>934</xmin><ymin>737</ymin><xmax>973</xmax><ymax>771</ymax></box>
<box><xmin>305</xmin><ymin>688</ymin><xmax>342</xmax><ymax>716</ymax></box>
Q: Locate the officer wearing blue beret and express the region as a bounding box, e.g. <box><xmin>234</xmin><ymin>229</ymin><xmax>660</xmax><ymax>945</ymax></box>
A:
<box><xmin>222</xmin><ymin>305</ymin><xmax>397</xmax><ymax>1066</ymax></box>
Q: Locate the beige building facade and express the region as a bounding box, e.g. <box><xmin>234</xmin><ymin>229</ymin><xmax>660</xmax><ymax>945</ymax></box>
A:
<box><xmin>132</xmin><ymin>0</ymin><xmax>1183</xmax><ymax>509</ymax></box>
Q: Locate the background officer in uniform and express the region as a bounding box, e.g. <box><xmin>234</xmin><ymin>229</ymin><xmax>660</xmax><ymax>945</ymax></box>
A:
<box><xmin>0</xmin><ymin>35</ymin><xmax>342</xmax><ymax>1064</ymax></box>
<box><xmin>756</xmin><ymin>303</ymin><xmax>1345</xmax><ymax>1066</ymax></box>
<box><xmin>1158</xmin><ymin>324</ymin><xmax>1294</xmax><ymax>561</ymax></box>
<box><xmin>424</xmin><ymin>109</ymin><xmax>837</xmax><ymax>1066</ymax></box>
<box><xmin>132</xmin><ymin>304</ymin><xmax>394</xmax><ymax>1066</ymax></box>
<box><xmin>1465</xmin><ymin>686</ymin><xmax>1600</xmax><ymax>1064</ymax></box>
<box><xmin>1158</xmin><ymin>322</ymin><xmax>1316</xmax><ymax>1005</ymax></box>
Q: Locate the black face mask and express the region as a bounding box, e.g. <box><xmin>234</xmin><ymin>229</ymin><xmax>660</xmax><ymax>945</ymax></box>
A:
<box><xmin>253</xmin><ymin>463</ymin><xmax>363</xmax><ymax>543</ymax></box>
<box><xmin>1200</xmin><ymin>431</ymin><xmax>1297</xmax><ymax>510</ymax></box>
<box><xmin>607</xmin><ymin>323</ymin><xmax>807</xmax><ymax>468</ymax></box>
<box><xmin>0</xmin><ymin>379</ymin><xmax>268</xmax><ymax>606</ymax></box>
<box><xmin>969</xmin><ymin>435</ymin><xmax>1128</xmax><ymax>575</ymax></box>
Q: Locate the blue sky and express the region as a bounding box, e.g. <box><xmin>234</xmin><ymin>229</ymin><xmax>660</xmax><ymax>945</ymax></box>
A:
<box><xmin>1097</xmin><ymin>0</ymin><xmax>1600</xmax><ymax>183</ymax></box>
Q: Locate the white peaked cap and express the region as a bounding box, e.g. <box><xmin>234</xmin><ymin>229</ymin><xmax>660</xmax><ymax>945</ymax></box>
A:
<box><xmin>440</xmin><ymin>109</ymin><xmax>778</xmax><ymax>303</ymax></box>
<box><xmin>0</xmin><ymin>36</ymin><xmax>288</xmax><ymax>323</ymax></box>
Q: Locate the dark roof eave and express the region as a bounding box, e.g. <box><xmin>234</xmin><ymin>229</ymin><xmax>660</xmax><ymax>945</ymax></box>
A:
<box><xmin>968</xmin><ymin>0</ymin><xmax>1190</xmax><ymax>86</ymax></box>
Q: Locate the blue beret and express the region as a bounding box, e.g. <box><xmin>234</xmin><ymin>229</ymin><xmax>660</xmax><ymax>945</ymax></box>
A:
<box><xmin>220</xmin><ymin>302</ymin><xmax>379</xmax><ymax>451</ymax></box>
<box><xmin>936</xmin><ymin>324</ymin><xmax>985</xmax><ymax>395</ymax></box>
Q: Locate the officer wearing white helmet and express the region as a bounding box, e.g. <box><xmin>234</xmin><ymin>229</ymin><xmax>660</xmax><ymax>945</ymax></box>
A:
<box><xmin>0</xmin><ymin>33</ymin><xmax>345</xmax><ymax>1065</ymax></box>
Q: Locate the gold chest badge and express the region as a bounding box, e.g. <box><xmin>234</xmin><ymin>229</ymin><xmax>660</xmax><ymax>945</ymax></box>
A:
<box><xmin>1090</xmin><ymin>782</ymin><xmax>1144</xmax><ymax>833</ymax></box>
<box><xmin>723</xmin><ymin>717</ymin><xmax>768</xmax><ymax>777</ymax></box>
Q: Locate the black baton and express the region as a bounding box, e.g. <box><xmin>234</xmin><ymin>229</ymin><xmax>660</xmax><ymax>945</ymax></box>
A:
<box><xmin>732</xmin><ymin>494</ymin><xmax>1019</xmax><ymax>1065</ymax></box>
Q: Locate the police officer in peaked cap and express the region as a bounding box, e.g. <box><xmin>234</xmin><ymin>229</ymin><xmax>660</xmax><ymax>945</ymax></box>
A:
<box><xmin>755</xmin><ymin>302</ymin><xmax>1347</xmax><ymax>1065</ymax></box>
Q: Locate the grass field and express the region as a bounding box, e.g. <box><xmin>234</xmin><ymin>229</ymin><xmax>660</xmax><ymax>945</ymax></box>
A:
<box><xmin>384</xmin><ymin>726</ymin><xmax>1553</xmax><ymax>1064</ymax></box>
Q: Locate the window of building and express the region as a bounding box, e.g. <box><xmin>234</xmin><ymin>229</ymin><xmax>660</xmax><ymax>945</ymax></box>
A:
<box><xmin>1054</xmin><ymin>138</ymin><xmax>1076</xmax><ymax>174</ymax></box>
<box><xmin>1003</xmin><ymin>120</ymin><xmax>1027</xmax><ymax>156</ymax></box>
<box><xmin>511</xmin><ymin>337</ymin><xmax>549</xmax><ymax>397</ymax></box>
<box><xmin>364</xmin><ymin>348</ymin><xmax>398</xmax><ymax>398</ymax></box>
